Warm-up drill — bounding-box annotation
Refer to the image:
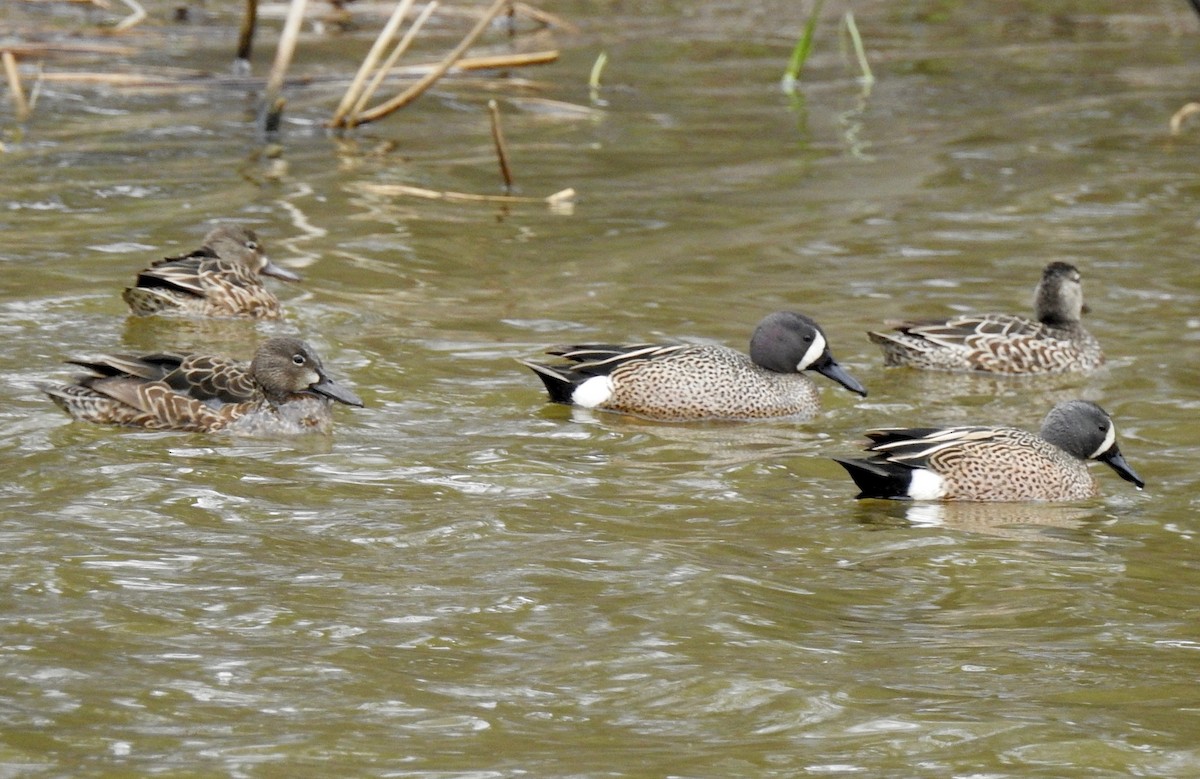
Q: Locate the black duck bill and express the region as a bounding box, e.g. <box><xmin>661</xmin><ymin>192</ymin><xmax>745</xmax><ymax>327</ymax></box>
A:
<box><xmin>1099</xmin><ymin>445</ymin><xmax>1145</xmax><ymax>489</ymax></box>
<box><xmin>309</xmin><ymin>377</ymin><xmax>363</xmax><ymax>407</ymax></box>
<box><xmin>814</xmin><ymin>356</ymin><xmax>868</xmax><ymax>397</ymax></box>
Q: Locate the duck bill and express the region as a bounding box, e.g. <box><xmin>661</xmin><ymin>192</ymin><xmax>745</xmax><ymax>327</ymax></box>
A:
<box><xmin>815</xmin><ymin>357</ymin><xmax>868</xmax><ymax>397</ymax></box>
<box><xmin>1099</xmin><ymin>446</ymin><xmax>1145</xmax><ymax>489</ymax></box>
<box><xmin>310</xmin><ymin>377</ymin><xmax>363</xmax><ymax>407</ymax></box>
<box><xmin>261</xmin><ymin>258</ymin><xmax>302</xmax><ymax>282</ymax></box>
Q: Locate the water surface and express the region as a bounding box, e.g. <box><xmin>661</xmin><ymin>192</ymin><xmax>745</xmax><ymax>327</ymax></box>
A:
<box><xmin>2</xmin><ymin>1</ymin><xmax>1199</xmax><ymax>775</ymax></box>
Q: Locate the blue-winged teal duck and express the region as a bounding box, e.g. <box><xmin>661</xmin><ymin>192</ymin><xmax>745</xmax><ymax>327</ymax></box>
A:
<box><xmin>868</xmin><ymin>262</ymin><xmax>1103</xmax><ymax>374</ymax></box>
<box><xmin>42</xmin><ymin>336</ymin><xmax>362</xmax><ymax>435</ymax></box>
<box><xmin>833</xmin><ymin>400</ymin><xmax>1144</xmax><ymax>502</ymax></box>
<box><xmin>519</xmin><ymin>311</ymin><xmax>867</xmax><ymax>421</ymax></box>
<box><xmin>122</xmin><ymin>225</ymin><xmax>301</xmax><ymax>319</ymax></box>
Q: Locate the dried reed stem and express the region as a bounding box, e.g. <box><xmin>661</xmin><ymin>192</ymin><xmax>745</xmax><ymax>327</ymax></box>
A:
<box><xmin>350</xmin><ymin>0</ymin><xmax>511</xmax><ymax>127</ymax></box>
<box><xmin>2</xmin><ymin>51</ymin><xmax>30</xmax><ymax>120</ymax></box>
<box><xmin>511</xmin><ymin>2</ymin><xmax>579</xmax><ymax>33</ymax></box>
<box><xmin>357</xmin><ymin>182</ymin><xmax>574</xmax><ymax>206</ymax></box>
<box><xmin>331</xmin><ymin>0</ymin><xmax>417</xmax><ymax>126</ymax></box>
<box><xmin>346</xmin><ymin>0</ymin><xmax>438</xmax><ymax>125</ymax></box>
<box><xmin>2</xmin><ymin>42</ymin><xmax>136</xmax><ymax>57</ymax></box>
<box><xmin>454</xmin><ymin>49</ymin><xmax>556</xmax><ymax>71</ymax></box>
<box><xmin>24</xmin><ymin>71</ymin><xmax>199</xmax><ymax>85</ymax></box>
<box><xmin>113</xmin><ymin>0</ymin><xmax>147</xmax><ymax>31</ymax></box>
<box><xmin>261</xmin><ymin>0</ymin><xmax>308</xmax><ymax>131</ymax></box>
<box><xmin>488</xmin><ymin>99</ymin><xmax>513</xmax><ymax>191</ymax></box>
<box><xmin>236</xmin><ymin>0</ymin><xmax>259</xmax><ymax>66</ymax></box>
<box><xmin>1170</xmin><ymin>102</ymin><xmax>1200</xmax><ymax>136</ymax></box>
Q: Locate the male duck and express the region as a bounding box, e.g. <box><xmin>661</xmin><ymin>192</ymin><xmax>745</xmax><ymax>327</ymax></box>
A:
<box><xmin>122</xmin><ymin>225</ymin><xmax>300</xmax><ymax>319</ymax></box>
<box><xmin>833</xmin><ymin>400</ymin><xmax>1144</xmax><ymax>502</ymax></box>
<box><xmin>868</xmin><ymin>262</ymin><xmax>1103</xmax><ymax>374</ymax></box>
<box><xmin>42</xmin><ymin>336</ymin><xmax>362</xmax><ymax>435</ymax></box>
<box><xmin>519</xmin><ymin>311</ymin><xmax>867</xmax><ymax>421</ymax></box>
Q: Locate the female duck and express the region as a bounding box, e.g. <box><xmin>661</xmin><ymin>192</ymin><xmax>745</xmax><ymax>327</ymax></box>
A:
<box><xmin>123</xmin><ymin>225</ymin><xmax>301</xmax><ymax>319</ymax></box>
<box><xmin>833</xmin><ymin>400</ymin><xmax>1144</xmax><ymax>502</ymax></box>
<box><xmin>42</xmin><ymin>336</ymin><xmax>362</xmax><ymax>436</ymax></box>
<box><xmin>520</xmin><ymin>311</ymin><xmax>867</xmax><ymax>421</ymax></box>
<box><xmin>868</xmin><ymin>262</ymin><xmax>1103</xmax><ymax>374</ymax></box>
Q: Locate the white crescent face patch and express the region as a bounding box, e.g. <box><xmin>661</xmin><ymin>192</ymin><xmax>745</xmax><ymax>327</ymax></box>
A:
<box><xmin>1088</xmin><ymin>421</ymin><xmax>1116</xmax><ymax>460</ymax></box>
<box><xmin>795</xmin><ymin>331</ymin><xmax>827</xmax><ymax>371</ymax></box>
<box><xmin>572</xmin><ymin>376</ymin><xmax>614</xmax><ymax>408</ymax></box>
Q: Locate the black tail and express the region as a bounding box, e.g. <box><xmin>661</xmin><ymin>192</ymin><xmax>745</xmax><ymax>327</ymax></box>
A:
<box><xmin>831</xmin><ymin>457</ymin><xmax>911</xmax><ymax>500</ymax></box>
<box><xmin>518</xmin><ymin>360</ymin><xmax>578</xmax><ymax>405</ymax></box>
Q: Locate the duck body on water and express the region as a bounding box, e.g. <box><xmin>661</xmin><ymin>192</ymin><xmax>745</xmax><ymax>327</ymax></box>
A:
<box><xmin>122</xmin><ymin>225</ymin><xmax>301</xmax><ymax>320</ymax></box>
<box><xmin>42</xmin><ymin>337</ymin><xmax>362</xmax><ymax>436</ymax></box>
<box><xmin>40</xmin><ymin>223</ymin><xmax>1150</xmax><ymax>505</ymax></box>
<box><xmin>868</xmin><ymin>262</ymin><xmax>1104</xmax><ymax>374</ymax></box>
<box><xmin>520</xmin><ymin>312</ymin><xmax>867</xmax><ymax>421</ymax></box>
<box><xmin>833</xmin><ymin>400</ymin><xmax>1144</xmax><ymax>502</ymax></box>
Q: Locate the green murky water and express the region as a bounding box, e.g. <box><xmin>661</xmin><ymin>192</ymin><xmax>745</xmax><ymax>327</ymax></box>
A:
<box><xmin>2</xmin><ymin>1</ymin><xmax>1199</xmax><ymax>775</ymax></box>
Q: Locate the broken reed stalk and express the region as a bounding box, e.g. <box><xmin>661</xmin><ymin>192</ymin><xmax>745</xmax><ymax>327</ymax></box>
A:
<box><xmin>28</xmin><ymin>52</ymin><xmax>555</xmax><ymax>91</ymax></box>
<box><xmin>1</xmin><ymin>42</ymin><xmax>136</xmax><ymax>57</ymax></box>
<box><xmin>236</xmin><ymin>0</ymin><xmax>258</xmax><ymax>67</ymax></box>
<box><xmin>488</xmin><ymin>99</ymin><xmax>513</xmax><ymax>191</ymax></box>
<box><xmin>2</xmin><ymin>51</ymin><xmax>30</xmax><ymax>120</ymax></box>
<box><xmin>588</xmin><ymin>50</ymin><xmax>606</xmax><ymax>104</ymax></box>
<box><xmin>349</xmin><ymin>0</ymin><xmax>512</xmax><ymax>128</ymax></box>
<box><xmin>1170</xmin><ymin>102</ymin><xmax>1200</xmax><ymax>135</ymax></box>
<box><xmin>357</xmin><ymin>181</ymin><xmax>575</xmax><ymax>206</ymax></box>
<box><xmin>261</xmin><ymin>0</ymin><xmax>308</xmax><ymax>132</ymax></box>
<box><xmin>113</xmin><ymin>0</ymin><xmax>146</xmax><ymax>31</ymax></box>
<box><xmin>511</xmin><ymin>2</ymin><xmax>579</xmax><ymax>33</ymax></box>
<box><xmin>346</xmin><ymin>0</ymin><xmax>438</xmax><ymax>125</ymax></box>
<box><xmin>452</xmin><ymin>49</ymin><xmax>556</xmax><ymax>70</ymax></box>
<box><xmin>331</xmin><ymin>0</ymin><xmax>417</xmax><ymax>126</ymax></box>
<box><xmin>843</xmin><ymin>11</ymin><xmax>873</xmax><ymax>86</ymax></box>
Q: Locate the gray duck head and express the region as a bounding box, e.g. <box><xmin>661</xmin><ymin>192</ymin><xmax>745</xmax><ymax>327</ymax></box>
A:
<box><xmin>1039</xmin><ymin>399</ymin><xmax>1143</xmax><ymax>488</ymax></box>
<box><xmin>749</xmin><ymin>311</ymin><xmax>867</xmax><ymax>396</ymax></box>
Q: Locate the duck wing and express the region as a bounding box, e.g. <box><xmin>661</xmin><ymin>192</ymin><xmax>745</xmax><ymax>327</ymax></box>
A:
<box><xmin>542</xmin><ymin>343</ymin><xmax>692</xmax><ymax>376</ymax></box>
<box><xmin>892</xmin><ymin>314</ymin><xmax>1053</xmax><ymax>349</ymax></box>
<box><xmin>163</xmin><ymin>355</ymin><xmax>258</xmax><ymax>403</ymax></box>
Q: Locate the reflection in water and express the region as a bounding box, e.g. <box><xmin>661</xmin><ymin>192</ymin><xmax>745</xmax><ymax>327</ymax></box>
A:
<box><xmin>898</xmin><ymin>501</ymin><xmax>1096</xmax><ymax>539</ymax></box>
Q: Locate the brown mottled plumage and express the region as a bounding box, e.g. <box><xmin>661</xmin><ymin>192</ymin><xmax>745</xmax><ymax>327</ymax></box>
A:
<box><xmin>868</xmin><ymin>262</ymin><xmax>1104</xmax><ymax>374</ymax></box>
<box><xmin>122</xmin><ymin>225</ymin><xmax>301</xmax><ymax>319</ymax></box>
<box><xmin>519</xmin><ymin>311</ymin><xmax>867</xmax><ymax>421</ymax></box>
<box><xmin>833</xmin><ymin>400</ymin><xmax>1145</xmax><ymax>502</ymax></box>
<box><xmin>42</xmin><ymin>337</ymin><xmax>362</xmax><ymax>436</ymax></box>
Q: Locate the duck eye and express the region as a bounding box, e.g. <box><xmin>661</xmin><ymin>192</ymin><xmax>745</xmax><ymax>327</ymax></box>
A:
<box><xmin>246</xmin><ymin>241</ymin><xmax>259</xmax><ymax>251</ymax></box>
<box><xmin>292</xmin><ymin>354</ymin><xmax>306</xmax><ymax>366</ymax></box>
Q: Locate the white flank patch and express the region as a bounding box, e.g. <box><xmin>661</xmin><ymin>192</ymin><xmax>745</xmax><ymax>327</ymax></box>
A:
<box><xmin>572</xmin><ymin>376</ymin><xmax>614</xmax><ymax>408</ymax></box>
<box><xmin>907</xmin><ymin>469</ymin><xmax>947</xmax><ymax>500</ymax></box>
<box><xmin>795</xmin><ymin>331</ymin><xmax>827</xmax><ymax>371</ymax></box>
<box><xmin>1088</xmin><ymin>422</ymin><xmax>1116</xmax><ymax>460</ymax></box>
